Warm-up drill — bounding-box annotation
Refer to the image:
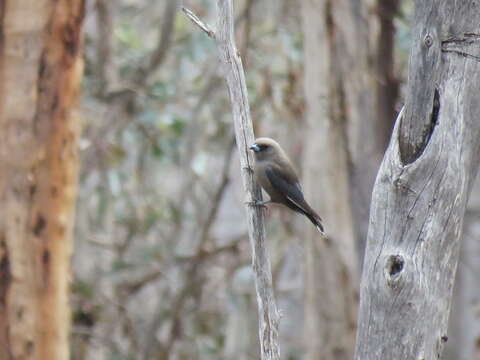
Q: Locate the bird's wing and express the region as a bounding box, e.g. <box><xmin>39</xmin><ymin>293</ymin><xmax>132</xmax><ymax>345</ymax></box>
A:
<box><xmin>265</xmin><ymin>166</ymin><xmax>310</xmax><ymax>214</ymax></box>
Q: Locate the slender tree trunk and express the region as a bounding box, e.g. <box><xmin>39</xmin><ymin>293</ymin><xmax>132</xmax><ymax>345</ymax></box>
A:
<box><xmin>183</xmin><ymin>1</ymin><xmax>281</xmax><ymax>359</ymax></box>
<box><xmin>355</xmin><ymin>1</ymin><xmax>480</xmax><ymax>358</ymax></box>
<box><xmin>301</xmin><ymin>0</ymin><xmax>372</xmax><ymax>358</ymax></box>
<box><xmin>372</xmin><ymin>0</ymin><xmax>400</xmax><ymax>146</ymax></box>
<box><xmin>350</xmin><ymin>0</ymin><xmax>400</xmax><ymax>256</ymax></box>
<box><xmin>0</xmin><ymin>1</ymin><xmax>85</xmax><ymax>359</ymax></box>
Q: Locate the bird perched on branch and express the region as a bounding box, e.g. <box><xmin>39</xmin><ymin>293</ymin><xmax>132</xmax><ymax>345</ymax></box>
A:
<box><xmin>249</xmin><ymin>137</ymin><xmax>324</xmax><ymax>234</ymax></box>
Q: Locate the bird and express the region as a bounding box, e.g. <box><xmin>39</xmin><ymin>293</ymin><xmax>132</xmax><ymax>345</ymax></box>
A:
<box><xmin>249</xmin><ymin>137</ymin><xmax>324</xmax><ymax>234</ymax></box>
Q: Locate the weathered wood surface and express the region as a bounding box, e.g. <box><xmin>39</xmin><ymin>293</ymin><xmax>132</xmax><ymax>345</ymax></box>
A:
<box><xmin>183</xmin><ymin>2</ymin><xmax>281</xmax><ymax>359</ymax></box>
<box><xmin>355</xmin><ymin>1</ymin><xmax>480</xmax><ymax>359</ymax></box>
<box><xmin>216</xmin><ymin>2</ymin><xmax>281</xmax><ymax>358</ymax></box>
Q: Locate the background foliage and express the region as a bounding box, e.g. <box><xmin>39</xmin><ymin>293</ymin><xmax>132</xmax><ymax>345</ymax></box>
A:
<box><xmin>71</xmin><ymin>1</ymin><xmax>480</xmax><ymax>359</ymax></box>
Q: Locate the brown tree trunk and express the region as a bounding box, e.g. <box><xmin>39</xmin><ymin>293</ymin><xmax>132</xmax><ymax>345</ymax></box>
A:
<box><xmin>301</xmin><ymin>0</ymin><xmax>401</xmax><ymax>357</ymax></box>
<box><xmin>301</xmin><ymin>0</ymin><xmax>372</xmax><ymax>358</ymax></box>
<box><xmin>372</xmin><ymin>0</ymin><xmax>400</xmax><ymax>148</ymax></box>
<box><xmin>351</xmin><ymin>0</ymin><xmax>400</xmax><ymax>255</ymax></box>
<box><xmin>0</xmin><ymin>1</ymin><xmax>85</xmax><ymax>359</ymax></box>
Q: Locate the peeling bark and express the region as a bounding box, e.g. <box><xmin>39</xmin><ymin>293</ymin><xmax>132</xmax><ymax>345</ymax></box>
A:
<box><xmin>0</xmin><ymin>1</ymin><xmax>85</xmax><ymax>359</ymax></box>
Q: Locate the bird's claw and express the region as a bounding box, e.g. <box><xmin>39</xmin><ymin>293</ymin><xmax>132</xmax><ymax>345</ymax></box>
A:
<box><xmin>245</xmin><ymin>200</ymin><xmax>268</xmax><ymax>209</ymax></box>
<box><xmin>243</xmin><ymin>165</ymin><xmax>254</xmax><ymax>174</ymax></box>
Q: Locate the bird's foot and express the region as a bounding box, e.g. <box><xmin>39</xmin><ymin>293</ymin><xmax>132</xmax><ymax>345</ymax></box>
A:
<box><xmin>245</xmin><ymin>200</ymin><xmax>269</xmax><ymax>209</ymax></box>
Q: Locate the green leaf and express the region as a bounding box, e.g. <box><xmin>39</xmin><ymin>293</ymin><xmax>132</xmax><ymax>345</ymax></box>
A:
<box><xmin>72</xmin><ymin>279</ymin><xmax>95</xmax><ymax>298</ymax></box>
<box><xmin>149</xmin><ymin>82</ymin><xmax>169</xmax><ymax>101</ymax></box>
<box><xmin>170</xmin><ymin>117</ymin><xmax>185</xmax><ymax>136</ymax></box>
<box><xmin>114</xmin><ymin>23</ymin><xmax>141</xmax><ymax>49</ymax></box>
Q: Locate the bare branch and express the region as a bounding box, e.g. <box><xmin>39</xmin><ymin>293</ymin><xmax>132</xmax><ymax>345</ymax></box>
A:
<box><xmin>134</xmin><ymin>0</ymin><xmax>178</xmax><ymax>86</ymax></box>
<box><xmin>117</xmin><ymin>269</ymin><xmax>163</xmax><ymax>296</ymax></box>
<box><xmin>183</xmin><ymin>1</ymin><xmax>281</xmax><ymax>359</ymax></box>
<box><xmin>181</xmin><ymin>7</ymin><xmax>216</xmax><ymax>39</ymax></box>
<box><xmin>197</xmin><ymin>137</ymin><xmax>235</xmax><ymax>247</ymax></box>
<box><xmin>175</xmin><ymin>240</ymin><xmax>242</xmax><ymax>263</ymax></box>
<box><xmin>95</xmin><ymin>0</ymin><xmax>114</xmax><ymax>96</ymax></box>
<box><xmin>147</xmin><ymin>0</ymin><xmax>177</xmax><ymax>73</ymax></box>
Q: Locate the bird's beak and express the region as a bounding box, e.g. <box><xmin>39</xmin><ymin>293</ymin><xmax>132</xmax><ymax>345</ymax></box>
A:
<box><xmin>249</xmin><ymin>143</ymin><xmax>260</xmax><ymax>152</ymax></box>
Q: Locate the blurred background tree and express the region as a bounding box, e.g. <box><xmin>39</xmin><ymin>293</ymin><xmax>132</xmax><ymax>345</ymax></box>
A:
<box><xmin>68</xmin><ymin>0</ymin><xmax>480</xmax><ymax>359</ymax></box>
<box><xmin>0</xmin><ymin>1</ymin><xmax>84</xmax><ymax>359</ymax></box>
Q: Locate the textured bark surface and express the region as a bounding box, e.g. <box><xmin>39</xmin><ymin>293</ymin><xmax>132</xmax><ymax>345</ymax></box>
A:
<box><xmin>184</xmin><ymin>1</ymin><xmax>281</xmax><ymax>359</ymax></box>
<box><xmin>301</xmin><ymin>0</ymin><xmax>365</xmax><ymax>359</ymax></box>
<box><xmin>355</xmin><ymin>1</ymin><xmax>480</xmax><ymax>358</ymax></box>
<box><xmin>0</xmin><ymin>1</ymin><xmax>84</xmax><ymax>359</ymax></box>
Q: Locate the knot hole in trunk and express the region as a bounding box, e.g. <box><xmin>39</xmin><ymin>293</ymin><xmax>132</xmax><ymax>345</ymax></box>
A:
<box><xmin>384</xmin><ymin>254</ymin><xmax>405</xmax><ymax>287</ymax></box>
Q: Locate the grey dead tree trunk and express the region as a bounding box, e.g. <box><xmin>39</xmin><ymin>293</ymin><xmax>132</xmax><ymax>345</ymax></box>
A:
<box><xmin>355</xmin><ymin>1</ymin><xmax>480</xmax><ymax>359</ymax></box>
<box><xmin>183</xmin><ymin>1</ymin><xmax>281</xmax><ymax>359</ymax></box>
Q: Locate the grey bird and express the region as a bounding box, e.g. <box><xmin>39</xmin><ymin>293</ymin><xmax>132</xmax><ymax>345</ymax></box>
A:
<box><xmin>249</xmin><ymin>137</ymin><xmax>324</xmax><ymax>234</ymax></box>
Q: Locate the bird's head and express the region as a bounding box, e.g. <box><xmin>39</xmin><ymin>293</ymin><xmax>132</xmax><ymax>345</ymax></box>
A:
<box><xmin>249</xmin><ymin>137</ymin><xmax>282</xmax><ymax>161</ymax></box>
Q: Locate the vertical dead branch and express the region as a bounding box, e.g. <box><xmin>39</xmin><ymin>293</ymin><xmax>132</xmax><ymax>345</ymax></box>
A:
<box><xmin>182</xmin><ymin>1</ymin><xmax>281</xmax><ymax>359</ymax></box>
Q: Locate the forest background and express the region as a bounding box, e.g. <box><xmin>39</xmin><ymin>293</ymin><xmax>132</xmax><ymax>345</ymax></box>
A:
<box><xmin>53</xmin><ymin>0</ymin><xmax>480</xmax><ymax>359</ymax></box>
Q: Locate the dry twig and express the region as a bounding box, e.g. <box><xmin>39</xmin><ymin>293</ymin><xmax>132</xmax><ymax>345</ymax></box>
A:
<box><xmin>183</xmin><ymin>2</ymin><xmax>281</xmax><ymax>359</ymax></box>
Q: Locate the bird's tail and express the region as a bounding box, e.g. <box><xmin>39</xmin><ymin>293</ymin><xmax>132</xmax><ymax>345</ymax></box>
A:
<box><xmin>287</xmin><ymin>197</ymin><xmax>325</xmax><ymax>235</ymax></box>
<box><xmin>305</xmin><ymin>212</ymin><xmax>324</xmax><ymax>235</ymax></box>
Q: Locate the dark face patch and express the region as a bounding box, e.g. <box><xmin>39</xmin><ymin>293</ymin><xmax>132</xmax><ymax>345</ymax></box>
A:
<box><xmin>252</xmin><ymin>144</ymin><xmax>275</xmax><ymax>161</ymax></box>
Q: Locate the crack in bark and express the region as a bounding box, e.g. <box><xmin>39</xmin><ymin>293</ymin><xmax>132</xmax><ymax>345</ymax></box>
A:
<box><xmin>442</xmin><ymin>49</ymin><xmax>480</xmax><ymax>62</ymax></box>
<box><xmin>402</xmin><ymin>87</ymin><xmax>440</xmax><ymax>165</ymax></box>
<box><xmin>441</xmin><ymin>33</ymin><xmax>480</xmax><ymax>62</ymax></box>
<box><xmin>440</xmin><ymin>197</ymin><xmax>456</xmax><ymax>238</ymax></box>
<box><xmin>403</xmin><ymin>134</ymin><xmax>444</xmax><ymax>247</ymax></box>
<box><xmin>0</xmin><ymin>234</ymin><xmax>12</xmax><ymax>357</ymax></box>
<box><xmin>0</xmin><ymin>236</ymin><xmax>11</xmax><ymax>305</ymax></box>
<box><xmin>372</xmin><ymin>189</ymin><xmax>389</xmax><ymax>275</ymax></box>
<box><xmin>410</xmin><ymin>137</ymin><xmax>447</xmax><ymax>257</ymax></box>
<box><xmin>442</xmin><ymin>32</ymin><xmax>480</xmax><ymax>45</ymax></box>
<box><xmin>418</xmin><ymin>88</ymin><xmax>440</xmax><ymax>160</ymax></box>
